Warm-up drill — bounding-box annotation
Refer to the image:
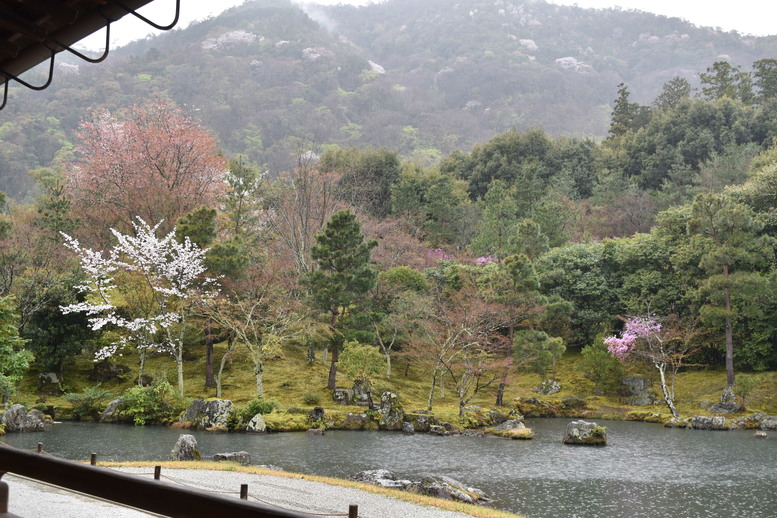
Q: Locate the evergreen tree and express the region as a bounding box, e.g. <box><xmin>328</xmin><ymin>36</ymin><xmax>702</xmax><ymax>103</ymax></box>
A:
<box><xmin>304</xmin><ymin>210</ymin><xmax>378</xmax><ymax>389</ymax></box>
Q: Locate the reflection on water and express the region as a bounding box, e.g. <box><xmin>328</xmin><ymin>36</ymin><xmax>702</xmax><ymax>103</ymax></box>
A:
<box><xmin>3</xmin><ymin>418</ymin><xmax>776</xmax><ymax>517</ymax></box>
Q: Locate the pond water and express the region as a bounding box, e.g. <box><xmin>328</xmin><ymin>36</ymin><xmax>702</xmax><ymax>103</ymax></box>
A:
<box><xmin>2</xmin><ymin>418</ymin><xmax>776</xmax><ymax>518</ymax></box>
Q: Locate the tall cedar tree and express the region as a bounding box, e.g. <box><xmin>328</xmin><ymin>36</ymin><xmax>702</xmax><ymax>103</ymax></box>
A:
<box><xmin>304</xmin><ymin>210</ymin><xmax>377</xmax><ymax>389</ymax></box>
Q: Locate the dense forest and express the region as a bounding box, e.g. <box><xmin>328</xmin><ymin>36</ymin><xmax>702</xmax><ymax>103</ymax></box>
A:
<box><xmin>2</xmin><ymin>0</ymin><xmax>777</xmax><ymax>423</ymax></box>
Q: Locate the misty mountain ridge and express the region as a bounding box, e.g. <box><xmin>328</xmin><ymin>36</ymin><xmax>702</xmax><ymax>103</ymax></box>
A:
<box><xmin>1</xmin><ymin>0</ymin><xmax>775</xmax><ymax>198</ymax></box>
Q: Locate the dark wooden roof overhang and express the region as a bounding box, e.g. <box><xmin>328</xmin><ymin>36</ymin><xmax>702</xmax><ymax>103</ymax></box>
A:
<box><xmin>0</xmin><ymin>0</ymin><xmax>177</xmax><ymax>109</ymax></box>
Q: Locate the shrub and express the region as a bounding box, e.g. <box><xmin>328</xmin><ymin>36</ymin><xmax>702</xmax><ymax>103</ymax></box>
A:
<box><xmin>230</xmin><ymin>397</ymin><xmax>280</xmax><ymax>429</ymax></box>
<box><xmin>64</xmin><ymin>384</ymin><xmax>113</xmax><ymax>421</ymax></box>
<box><xmin>120</xmin><ymin>381</ymin><xmax>187</xmax><ymax>425</ymax></box>
<box><xmin>302</xmin><ymin>393</ymin><xmax>321</xmax><ymax>405</ymax></box>
<box><xmin>577</xmin><ymin>339</ymin><xmax>627</xmax><ymax>396</ymax></box>
<box><xmin>263</xmin><ymin>411</ymin><xmax>310</xmax><ymax>432</ymax></box>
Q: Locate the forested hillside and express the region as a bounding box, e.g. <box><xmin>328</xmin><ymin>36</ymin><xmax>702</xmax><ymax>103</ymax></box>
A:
<box><xmin>2</xmin><ymin>0</ymin><xmax>777</xmax><ymax>198</ymax></box>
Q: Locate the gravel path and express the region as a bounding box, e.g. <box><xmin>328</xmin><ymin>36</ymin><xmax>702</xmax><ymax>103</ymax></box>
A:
<box><xmin>5</xmin><ymin>468</ymin><xmax>481</xmax><ymax>518</ymax></box>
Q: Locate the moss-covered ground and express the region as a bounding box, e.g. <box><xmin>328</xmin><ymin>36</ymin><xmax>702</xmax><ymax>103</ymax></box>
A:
<box><xmin>16</xmin><ymin>342</ymin><xmax>777</xmax><ymax>425</ymax></box>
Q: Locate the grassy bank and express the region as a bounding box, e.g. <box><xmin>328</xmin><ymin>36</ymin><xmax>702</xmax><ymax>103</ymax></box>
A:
<box><xmin>14</xmin><ymin>340</ymin><xmax>777</xmax><ymax>426</ymax></box>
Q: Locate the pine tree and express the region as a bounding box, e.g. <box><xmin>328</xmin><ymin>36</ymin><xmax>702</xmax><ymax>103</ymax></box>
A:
<box><xmin>304</xmin><ymin>210</ymin><xmax>378</xmax><ymax>389</ymax></box>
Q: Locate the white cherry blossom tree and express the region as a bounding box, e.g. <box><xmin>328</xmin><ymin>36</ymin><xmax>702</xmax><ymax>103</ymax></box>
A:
<box><xmin>61</xmin><ymin>218</ymin><xmax>218</xmax><ymax>395</ymax></box>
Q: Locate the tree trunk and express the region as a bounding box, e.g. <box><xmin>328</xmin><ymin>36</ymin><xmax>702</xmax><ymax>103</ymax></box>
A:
<box><xmin>385</xmin><ymin>350</ymin><xmax>392</xmax><ymax>379</ymax></box>
<box><xmin>656</xmin><ymin>362</ymin><xmax>679</xmax><ymax>418</ymax></box>
<box><xmin>327</xmin><ymin>345</ymin><xmax>339</xmax><ymax>390</ymax></box>
<box><xmin>204</xmin><ymin>320</ymin><xmax>215</xmax><ymax>387</ymax></box>
<box><xmin>137</xmin><ymin>349</ymin><xmax>146</xmax><ymax>387</ymax></box>
<box><xmin>495</xmin><ymin>367</ymin><xmax>509</xmax><ymax>406</ymax></box>
<box><xmin>254</xmin><ymin>357</ymin><xmax>264</xmax><ymax>397</ymax></box>
<box><xmin>426</xmin><ymin>368</ymin><xmax>438</xmax><ymax>411</ymax></box>
<box><xmin>215</xmin><ymin>335</ymin><xmax>235</xmax><ymax>398</ymax></box>
<box><xmin>326</xmin><ymin>310</ymin><xmax>339</xmax><ymax>390</ymax></box>
<box><xmin>176</xmin><ymin>342</ymin><xmax>184</xmax><ymax>397</ymax></box>
<box><xmin>724</xmin><ymin>263</ymin><xmax>735</xmax><ymax>387</ymax></box>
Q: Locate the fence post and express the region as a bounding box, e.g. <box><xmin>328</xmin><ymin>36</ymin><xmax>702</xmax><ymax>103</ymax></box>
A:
<box><xmin>154</xmin><ymin>466</ymin><xmax>161</xmax><ymax>481</ymax></box>
<box><xmin>349</xmin><ymin>504</ymin><xmax>358</xmax><ymax>518</ymax></box>
<box><xmin>240</xmin><ymin>484</ymin><xmax>248</xmax><ymax>500</ymax></box>
<box><xmin>0</xmin><ymin>473</ymin><xmax>8</xmax><ymax>514</ymax></box>
<box><xmin>90</xmin><ymin>453</ymin><xmax>97</xmax><ymax>466</ymax></box>
<box><xmin>36</xmin><ymin>443</ymin><xmax>42</xmax><ymax>453</ymax></box>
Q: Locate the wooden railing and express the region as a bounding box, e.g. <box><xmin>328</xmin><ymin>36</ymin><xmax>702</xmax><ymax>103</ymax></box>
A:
<box><xmin>0</xmin><ymin>445</ymin><xmax>355</xmax><ymax>517</ymax></box>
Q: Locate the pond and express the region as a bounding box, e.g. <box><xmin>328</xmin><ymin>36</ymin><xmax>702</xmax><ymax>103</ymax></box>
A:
<box><xmin>2</xmin><ymin>418</ymin><xmax>776</xmax><ymax>518</ymax></box>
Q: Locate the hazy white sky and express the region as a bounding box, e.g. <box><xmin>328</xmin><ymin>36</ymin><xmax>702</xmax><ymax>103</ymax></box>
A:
<box><xmin>77</xmin><ymin>0</ymin><xmax>774</xmax><ymax>50</ymax></box>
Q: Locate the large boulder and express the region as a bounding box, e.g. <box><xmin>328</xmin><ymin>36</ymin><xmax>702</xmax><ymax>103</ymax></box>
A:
<box><xmin>352</xmin><ymin>379</ymin><xmax>372</xmax><ymax>406</ymax></box>
<box><xmin>349</xmin><ymin>470</ymin><xmax>412</xmax><ymax>490</ymax></box>
<box><xmin>534</xmin><ymin>379</ymin><xmax>561</xmax><ymax>395</ymax></box>
<box><xmin>349</xmin><ymin>471</ymin><xmax>492</xmax><ymax>505</ymax></box>
<box><xmin>622</xmin><ymin>377</ymin><xmax>656</xmax><ymax>406</ymax></box>
<box><xmin>38</xmin><ymin>372</ymin><xmax>62</xmax><ymax>396</ymax></box>
<box><xmin>709</xmin><ymin>401</ymin><xmax>743</xmax><ymax>414</ymax></box>
<box><xmin>333</xmin><ymin>389</ymin><xmax>354</xmax><ymax>405</ymax></box>
<box><xmin>213</xmin><ymin>451</ymin><xmax>251</xmax><ymax>465</ymax></box>
<box><xmin>490</xmin><ymin>419</ymin><xmax>534</xmax><ymax>440</ymax></box>
<box><xmin>405</xmin><ymin>410</ymin><xmax>439</xmax><ymax>432</ymax></box>
<box><xmin>402</xmin><ymin>422</ymin><xmax>415</xmax><ymax>435</ymax></box>
<box><xmin>179</xmin><ymin>399</ymin><xmax>233</xmax><ymax>430</ymax></box>
<box><xmin>171</xmin><ymin>434</ymin><xmax>200</xmax><ymax>461</ymax></box>
<box><xmin>89</xmin><ymin>360</ymin><xmax>130</xmax><ymax>382</ymax></box>
<box><xmin>246</xmin><ymin>413</ymin><xmax>267</xmax><ymax>433</ymax></box>
<box><xmin>100</xmin><ymin>399</ymin><xmax>127</xmax><ymax>423</ymax></box>
<box><xmin>1</xmin><ymin>405</ymin><xmax>46</xmax><ymax>432</ymax></box>
<box><xmin>692</xmin><ymin>416</ymin><xmax>729</xmax><ymax>430</ymax></box>
<box><xmin>758</xmin><ymin>416</ymin><xmax>777</xmax><ymax>431</ymax></box>
<box><xmin>563</xmin><ymin>420</ymin><xmax>606</xmax><ymax>445</ymax></box>
<box><xmin>378</xmin><ymin>392</ymin><xmax>404</xmax><ymax>431</ymax></box>
<box><xmin>407</xmin><ymin>475</ymin><xmax>493</xmax><ymax>505</ymax></box>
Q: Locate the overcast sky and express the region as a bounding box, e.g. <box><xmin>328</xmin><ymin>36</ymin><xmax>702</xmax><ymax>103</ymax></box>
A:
<box><xmin>77</xmin><ymin>0</ymin><xmax>774</xmax><ymax>50</ymax></box>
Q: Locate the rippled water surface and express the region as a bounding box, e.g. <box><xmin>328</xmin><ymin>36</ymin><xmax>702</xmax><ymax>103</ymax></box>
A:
<box><xmin>4</xmin><ymin>418</ymin><xmax>776</xmax><ymax>517</ymax></box>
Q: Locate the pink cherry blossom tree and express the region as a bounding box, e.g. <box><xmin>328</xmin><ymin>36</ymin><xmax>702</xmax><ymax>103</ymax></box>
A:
<box><xmin>605</xmin><ymin>316</ymin><xmax>699</xmax><ymax>418</ymax></box>
<box><xmin>61</xmin><ymin>218</ymin><xmax>218</xmax><ymax>396</ymax></box>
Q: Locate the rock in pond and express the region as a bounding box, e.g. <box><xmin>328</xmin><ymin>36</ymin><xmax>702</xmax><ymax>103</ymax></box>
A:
<box><xmin>349</xmin><ymin>470</ymin><xmax>492</xmax><ymax>505</ymax></box>
<box><xmin>307</xmin><ymin>428</ymin><xmax>324</xmax><ymax>436</ymax></box>
<box><xmin>378</xmin><ymin>391</ymin><xmax>404</xmax><ymax>431</ymax></box>
<box><xmin>213</xmin><ymin>451</ymin><xmax>251</xmax><ymax>465</ymax></box>
<box><xmin>490</xmin><ymin>419</ymin><xmax>534</xmax><ymax>440</ymax></box>
<box><xmin>179</xmin><ymin>399</ymin><xmax>233</xmax><ymax>431</ymax></box>
<box><xmin>408</xmin><ymin>475</ymin><xmax>493</xmax><ymax>505</ymax></box>
<box><xmin>692</xmin><ymin>416</ymin><xmax>729</xmax><ymax>430</ymax></box>
<box><xmin>402</xmin><ymin>421</ymin><xmax>415</xmax><ymax>435</ymax></box>
<box><xmin>1</xmin><ymin>404</ymin><xmax>47</xmax><ymax>432</ymax></box>
<box><xmin>246</xmin><ymin>413</ymin><xmax>267</xmax><ymax>433</ymax></box>
<box><xmin>100</xmin><ymin>398</ymin><xmax>126</xmax><ymax>423</ymax></box>
<box><xmin>404</xmin><ymin>410</ymin><xmax>438</xmax><ymax>432</ymax></box>
<box><xmin>428</xmin><ymin>425</ymin><xmax>449</xmax><ymax>436</ymax></box>
<box><xmin>171</xmin><ymin>434</ymin><xmax>200</xmax><ymax>461</ymax></box>
<box><xmin>349</xmin><ymin>470</ymin><xmax>412</xmax><ymax>490</ymax></box>
<box><xmin>563</xmin><ymin>420</ymin><xmax>606</xmax><ymax>445</ymax></box>
<box><xmin>755</xmin><ymin>431</ymin><xmax>768</xmax><ymax>439</ymax></box>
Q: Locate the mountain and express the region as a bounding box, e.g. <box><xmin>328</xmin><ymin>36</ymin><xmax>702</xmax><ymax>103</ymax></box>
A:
<box><xmin>1</xmin><ymin>0</ymin><xmax>775</xmax><ymax>198</ymax></box>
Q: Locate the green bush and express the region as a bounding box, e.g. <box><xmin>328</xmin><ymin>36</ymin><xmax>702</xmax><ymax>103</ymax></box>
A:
<box><xmin>263</xmin><ymin>411</ymin><xmax>310</xmax><ymax>432</ymax></box>
<box><xmin>230</xmin><ymin>397</ymin><xmax>280</xmax><ymax>429</ymax></box>
<box><xmin>577</xmin><ymin>339</ymin><xmax>627</xmax><ymax>396</ymax></box>
<box><xmin>120</xmin><ymin>381</ymin><xmax>187</xmax><ymax>425</ymax></box>
<box><xmin>64</xmin><ymin>384</ymin><xmax>113</xmax><ymax>421</ymax></box>
<box><xmin>302</xmin><ymin>393</ymin><xmax>321</xmax><ymax>405</ymax></box>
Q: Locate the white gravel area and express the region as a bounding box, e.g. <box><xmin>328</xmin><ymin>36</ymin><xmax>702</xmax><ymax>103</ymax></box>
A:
<box><xmin>4</xmin><ymin>468</ymin><xmax>482</xmax><ymax>518</ymax></box>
